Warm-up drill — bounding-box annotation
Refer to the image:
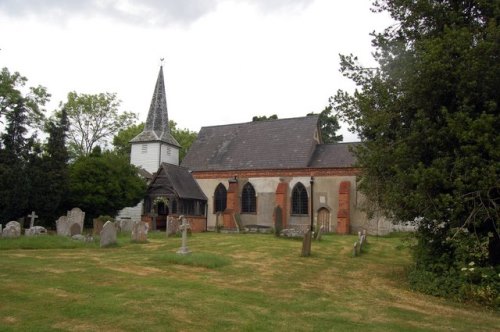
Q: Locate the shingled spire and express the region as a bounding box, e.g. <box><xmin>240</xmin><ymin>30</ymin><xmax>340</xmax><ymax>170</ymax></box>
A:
<box><xmin>130</xmin><ymin>66</ymin><xmax>180</xmax><ymax>147</ymax></box>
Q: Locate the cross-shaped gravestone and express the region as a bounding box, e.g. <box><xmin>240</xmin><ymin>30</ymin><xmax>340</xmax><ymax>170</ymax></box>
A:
<box><xmin>176</xmin><ymin>216</ymin><xmax>191</xmax><ymax>255</ymax></box>
<box><xmin>28</xmin><ymin>211</ymin><xmax>38</xmax><ymax>228</ymax></box>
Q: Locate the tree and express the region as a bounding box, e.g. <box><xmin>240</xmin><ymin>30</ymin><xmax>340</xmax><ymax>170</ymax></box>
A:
<box><xmin>0</xmin><ymin>68</ymin><xmax>49</xmax><ymax>223</ymax></box>
<box><xmin>67</xmin><ymin>150</ymin><xmax>147</xmax><ymax>223</ymax></box>
<box><xmin>112</xmin><ymin>122</ymin><xmax>144</xmax><ymax>157</ymax></box>
<box><xmin>169</xmin><ymin>120</ymin><xmax>197</xmax><ymax>162</ymax></box>
<box><xmin>252</xmin><ymin>114</ymin><xmax>278</xmax><ymax>121</ymax></box>
<box><xmin>28</xmin><ymin>109</ymin><xmax>70</xmax><ymax>225</ymax></box>
<box><xmin>332</xmin><ymin>0</ymin><xmax>499</xmax><ymax>304</ymax></box>
<box><xmin>64</xmin><ymin>92</ymin><xmax>136</xmax><ymax>157</ymax></box>
<box><xmin>307</xmin><ymin>106</ymin><xmax>343</xmax><ymax>143</ymax></box>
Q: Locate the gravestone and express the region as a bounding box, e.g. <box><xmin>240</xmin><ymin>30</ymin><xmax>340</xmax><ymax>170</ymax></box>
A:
<box><xmin>70</xmin><ymin>223</ymin><xmax>82</xmax><ymax>236</ymax></box>
<box><xmin>119</xmin><ymin>218</ymin><xmax>134</xmax><ymax>233</ymax></box>
<box><xmin>131</xmin><ymin>221</ymin><xmax>148</xmax><ymax>242</ymax></box>
<box><xmin>0</xmin><ymin>224</ymin><xmax>2</xmax><ymax>235</ymax></box>
<box><xmin>176</xmin><ymin>217</ymin><xmax>191</xmax><ymax>255</ymax></box>
<box><xmin>25</xmin><ymin>226</ymin><xmax>47</xmax><ymax>236</ymax></box>
<box><xmin>166</xmin><ymin>216</ymin><xmax>178</xmax><ymax>237</ymax></box>
<box><xmin>68</xmin><ymin>207</ymin><xmax>85</xmax><ymax>232</ymax></box>
<box><xmin>93</xmin><ymin>218</ymin><xmax>105</xmax><ymax>236</ymax></box>
<box><xmin>274</xmin><ymin>206</ymin><xmax>283</xmax><ymax>237</ymax></box>
<box><xmin>56</xmin><ymin>216</ymin><xmax>70</xmax><ymax>236</ymax></box>
<box><xmin>353</xmin><ymin>241</ymin><xmax>360</xmax><ymax>257</ymax></box>
<box><xmin>27</xmin><ymin>211</ymin><xmax>38</xmax><ymax>229</ymax></box>
<box><xmin>301</xmin><ymin>230</ymin><xmax>313</xmax><ymax>257</ymax></box>
<box><xmin>100</xmin><ymin>221</ymin><xmax>117</xmax><ymax>247</ymax></box>
<box><xmin>316</xmin><ymin>225</ymin><xmax>325</xmax><ymax>241</ymax></box>
<box><xmin>3</xmin><ymin>221</ymin><xmax>21</xmax><ymax>238</ymax></box>
<box><xmin>72</xmin><ymin>234</ymin><xmax>86</xmax><ymax>241</ymax></box>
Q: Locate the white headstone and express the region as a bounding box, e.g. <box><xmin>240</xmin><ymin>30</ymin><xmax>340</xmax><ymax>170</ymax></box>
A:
<box><xmin>3</xmin><ymin>221</ymin><xmax>21</xmax><ymax>238</ymax></box>
<box><xmin>56</xmin><ymin>216</ymin><xmax>70</xmax><ymax>236</ymax></box>
<box><xmin>27</xmin><ymin>211</ymin><xmax>38</xmax><ymax>228</ymax></box>
<box><xmin>100</xmin><ymin>221</ymin><xmax>117</xmax><ymax>247</ymax></box>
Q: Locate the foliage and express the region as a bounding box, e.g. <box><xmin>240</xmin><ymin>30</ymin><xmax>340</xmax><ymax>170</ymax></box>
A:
<box><xmin>332</xmin><ymin>0</ymin><xmax>500</xmax><ymax>304</ymax></box>
<box><xmin>307</xmin><ymin>106</ymin><xmax>343</xmax><ymax>143</ymax></box>
<box><xmin>112</xmin><ymin>122</ymin><xmax>144</xmax><ymax>156</ymax></box>
<box><xmin>67</xmin><ymin>150</ymin><xmax>147</xmax><ymax>222</ymax></box>
<box><xmin>252</xmin><ymin>114</ymin><xmax>278</xmax><ymax>121</ymax></box>
<box><xmin>0</xmin><ymin>68</ymin><xmax>49</xmax><ymax>223</ymax></box>
<box><xmin>169</xmin><ymin>120</ymin><xmax>198</xmax><ymax>162</ymax></box>
<box><xmin>64</xmin><ymin>91</ymin><xmax>136</xmax><ymax>157</ymax></box>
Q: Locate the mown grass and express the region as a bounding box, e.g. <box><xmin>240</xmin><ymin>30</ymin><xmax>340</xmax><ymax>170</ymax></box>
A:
<box><xmin>0</xmin><ymin>232</ymin><xmax>498</xmax><ymax>331</ymax></box>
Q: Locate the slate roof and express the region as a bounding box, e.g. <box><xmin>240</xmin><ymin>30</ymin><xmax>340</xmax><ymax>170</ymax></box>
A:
<box><xmin>308</xmin><ymin>142</ymin><xmax>360</xmax><ymax>168</ymax></box>
<box><xmin>147</xmin><ymin>163</ymin><xmax>207</xmax><ymax>200</ymax></box>
<box><xmin>130</xmin><ymin>66</ymin><xmax>180</xmax><ymax>147</ymax></box>
<box><xmin>181</xmin><ymin>116</ymin><xmax>321</xmax><ymax>171</ymax></box>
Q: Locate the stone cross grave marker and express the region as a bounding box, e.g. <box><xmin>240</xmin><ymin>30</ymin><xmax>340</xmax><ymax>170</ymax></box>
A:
<box><xmin>28</xmin><ymin>211</ymin><xmax>38</xmax><ymax>228</ymax></box>
<box><xmin>176</xmin><ymin>216</ymin><xmax>191</xmax><ymax>255</ymax></box>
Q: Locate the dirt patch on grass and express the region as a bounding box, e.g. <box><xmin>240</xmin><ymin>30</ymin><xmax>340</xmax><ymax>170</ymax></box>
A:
<box><xmin>52</xmin><ymin>321</ymin><xmax>123</xmax><ymax>332</ymax></box>
<box><xmin>3</xmin><ymin>316</ymin><xmax>17</xmax><ymax>324</ymax></box>
<box><xmin>106</xmin><ymin>265</ymin><xmax>163</xmax><ymax>276</ymax></box>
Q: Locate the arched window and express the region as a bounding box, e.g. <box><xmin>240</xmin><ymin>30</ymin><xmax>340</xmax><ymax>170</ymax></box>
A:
<box><xmin>214</xmin><ymin>183</ymin><xmax>227</xmax><ymax>213</ymax></box>
<box><xmin>292</xmin><ymin>182</ymin><xmax>308</xmax><ymax>215</ymax></box>
<box><xmin>241</xmin><ymin>182</ymin><xmax>256</xmax><ymax>213</ymax></box>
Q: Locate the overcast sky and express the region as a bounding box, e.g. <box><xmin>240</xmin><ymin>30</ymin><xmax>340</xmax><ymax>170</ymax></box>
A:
<box><xmin>0</xmin><ymin>0</ymin><xmax>391</xmax><ymax>142</ymax></box>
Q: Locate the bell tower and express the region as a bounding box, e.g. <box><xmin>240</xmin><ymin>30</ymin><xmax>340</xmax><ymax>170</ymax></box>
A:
<box><xmin>130</xmin><ymin>65</ymin><xmax>180</xmax><ymax>173</ymax></box>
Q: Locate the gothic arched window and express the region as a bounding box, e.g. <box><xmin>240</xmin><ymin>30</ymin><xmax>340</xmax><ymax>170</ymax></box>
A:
<box><xmin>292</xmin><ymin>182</ymin><xmax>308</xmax><ymax>215</ymax></box>
<box><xmin>214</xmin><ymin>183</ymin><xmax>227</xmax><ymax>213</ymax></box>
<box><xmin>241</xmin><ymin>182</ymin><xmax>256</xmax><ymax>213</ymax></box>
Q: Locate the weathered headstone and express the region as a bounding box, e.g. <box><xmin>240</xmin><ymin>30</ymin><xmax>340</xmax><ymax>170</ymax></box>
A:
<box><xmin>56</xmin><ymin>216</ymin><xmax>70</xmax><ymax>236</ymax></box>
<box><xmin>70</xmin><ymin>223</ymin><xmax>82</xmax><ymax>236</ymax></box>
<box><xmin>100</xmin><ymin>221</ymin><xmax>117</xmax><ymax>247</ymax></box>
<box><xmin>274</xmin><ymin>206</ymin><xmax>283</xmax><ymax>237</ymax></box>
<box><xmin>301</xmin><ymin>230</ymin><xmax>313</xmax><ymax>257</ymax></box>
<box><xmin>131</xmin><ymin>221</ymin><xmax>148</xmax><ymax>242</ymax></box>
<box><xmin>166</xmin><ymin>216</ymin><xmax>178</xmax><ymax>237</ymax></box>
<box><xmin>176</xmin><ymin>217</ymin><xmax>191</xmax><ymax>255</ymax></box>
<box><xmin>353</xmin><ymin>241</ymin><xmax>360</xmax><ymax>257</ymax></box>
<box><xmin>27</xmin><ymin>211</ymin><xmax>38</xmax><ymax>228</ymax></box>
<box><xmin>316</xmin><ymin>225</ymin><xmax>325</xmax><ymax>241</ymax></box>
<box><xmin>3</xmin><ymin>221</ymin><xmax>21</xmax><ymax>238</ymax></box>
<box><xmin>25</xmin><ymin>226</ymin><xmax>47</xmax><ymax>236</ymax></box>
<box><xmin>68</xmin><ymin>208</ymin><xmax>85</xmax><ymax>231</ymax></box>
<box><xmin>93</xmin><ymin>218</ymin><xmax>105</xmax><ymax>236</ymax></box>
<box><xmin>0</xmin><ymin>224</ymin><xmax>2</xmax><ymax>235</ymax></box>
<box><xmin>119</xmin><ymin>218</ymin><xmax>134</xmax><ymax>233</ymax></box>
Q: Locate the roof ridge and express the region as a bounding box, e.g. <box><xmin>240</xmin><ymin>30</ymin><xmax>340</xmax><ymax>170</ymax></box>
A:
<box><xmin>199</xmin><ymin>114</ymin><xmax>319</xmax><ymax>130</ymax></box>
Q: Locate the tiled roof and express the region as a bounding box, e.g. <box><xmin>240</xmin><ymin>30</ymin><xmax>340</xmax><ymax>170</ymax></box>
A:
<box><xmin>181</xmin><ymin>116</ymin><xmax>321</xmax><ymax>171</ymax></box>
<box><xmin>148</xmin><ymin>163</ymin><xmax>207</xmax><ymax>200</ymax></box>
<box><xmin>130</xmin><ymin>66</ymin><xmax>180</xmax><ymax>147</ymax></box>
<box><xmin>308</xmin><ymin>142</ymin><xmax>360</xmax><ymax>168</ymax></box>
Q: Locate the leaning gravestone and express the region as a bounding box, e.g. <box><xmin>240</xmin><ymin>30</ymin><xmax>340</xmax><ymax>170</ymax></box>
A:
<box><xmin>3</xmin><ymin>221</ymin><xmax>21</xmax><ymax>238</ymax></box>
<box><xmin>100</xmin><ymin>221</ymin><xmax>117</xmax><ymax>247</ymax></box>
<box><xmin>56</xmin><ymin>216</ymin><xmax>70</xmax><ymax>236</ymax></box>
<box><xmin>131</xmin><ymin>221</ymin><xmax>148</xmax><ymax>242</ymax></box>
<box><xmin>70</xmin><ymin>223</ymin><xmax>82</xmax><ymax>236</ymax></box>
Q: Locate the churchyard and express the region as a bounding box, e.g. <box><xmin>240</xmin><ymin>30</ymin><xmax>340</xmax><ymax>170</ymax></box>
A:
<box><xmin>0</xmin><ymin>231</ymin><xmax>498</xmax><ymax>331</ymax></box>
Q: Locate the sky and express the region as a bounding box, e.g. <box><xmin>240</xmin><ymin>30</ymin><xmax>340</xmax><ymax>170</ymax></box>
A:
<box><xmin>0</xmin><ymin>0</ymin><xmax>392</xmax><ymax>142</ymax></box>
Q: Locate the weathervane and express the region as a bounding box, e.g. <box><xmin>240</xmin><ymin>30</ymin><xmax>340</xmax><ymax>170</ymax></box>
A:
<box><xmin>160</xmin><ymin>57</ymin><xmax>165</xmax><ymax>66</ymax></box>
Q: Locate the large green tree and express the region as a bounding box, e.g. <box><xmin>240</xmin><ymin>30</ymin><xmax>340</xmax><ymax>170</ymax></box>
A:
<box><xmin>67</xmin><ymin>149</ymin><xmax>147</xmax><ymax>223</ymax></box>
<box><xmin>64</xmin><ymin>92</ymin><xmax>136</xmax><ymax>158</ymax></box>
<box><xmin>332</xmin><ymin>0</ymin><xmax>499</xmax><ymax>304</ymax></box>
<box><xmin>308</xmin><ymin>106</ymin><xmax>343</xmax><ymax>143</ymax></box>
<box><xmin>0</xmin><ymin>68</ymin><xmax>49</xmax><ymax>223</ymax></box>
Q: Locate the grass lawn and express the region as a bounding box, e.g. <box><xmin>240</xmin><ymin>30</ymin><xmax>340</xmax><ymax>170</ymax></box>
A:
<box><xmin>0</xmin><ymin>232</ymin><xmax>498</xmax><ymax>331</ymax></box>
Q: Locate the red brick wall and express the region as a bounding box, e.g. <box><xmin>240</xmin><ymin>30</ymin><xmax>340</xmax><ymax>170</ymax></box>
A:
<box><xmin>141</xmin><ymin>214</ymin><xmax>207</xmax><ymax>232</ymax></box>
<box><xmin>192</xmin><ymin>167</ymin><xmax>360</xmax><ymax>179</ymax></box>
<box><xmin>337</xmin><ymin>181</ymin><xmax>351</xmax><ymax>234</ymax></box>
<box><xmin>275</xmin><ymin>182</ymin><xmax>289</xmax><ymax>228</ymax></box>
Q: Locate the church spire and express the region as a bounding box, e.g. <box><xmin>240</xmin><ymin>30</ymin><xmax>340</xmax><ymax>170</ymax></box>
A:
<box><xmin>130</xmin><ymin>65</ymin><xmax>180</xmax><ymax>147</ymax></box>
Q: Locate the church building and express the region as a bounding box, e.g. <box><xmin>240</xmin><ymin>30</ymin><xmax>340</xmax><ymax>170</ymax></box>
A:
<box><xmin>124</xmin><ymin>66</ymin><xmax>392</xmax><ymax>235</ymax></box>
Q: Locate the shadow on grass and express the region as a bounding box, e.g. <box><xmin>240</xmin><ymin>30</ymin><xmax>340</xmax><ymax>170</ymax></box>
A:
<box><xmin>149</xmin><ymin>252</ymin><xmax>231</xmax><ymax>269</ymax></box>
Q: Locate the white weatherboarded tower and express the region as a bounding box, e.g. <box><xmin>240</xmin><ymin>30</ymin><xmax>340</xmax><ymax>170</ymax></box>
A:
<box><xmin>130</xmin><ymin>66</ymin><xmax>180</xmax><ymax>172</ymax></box>
<box><xmin>118</xmin><ymin>66</ymin><xmax>180</xmax><ymax>222</ymax></box>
